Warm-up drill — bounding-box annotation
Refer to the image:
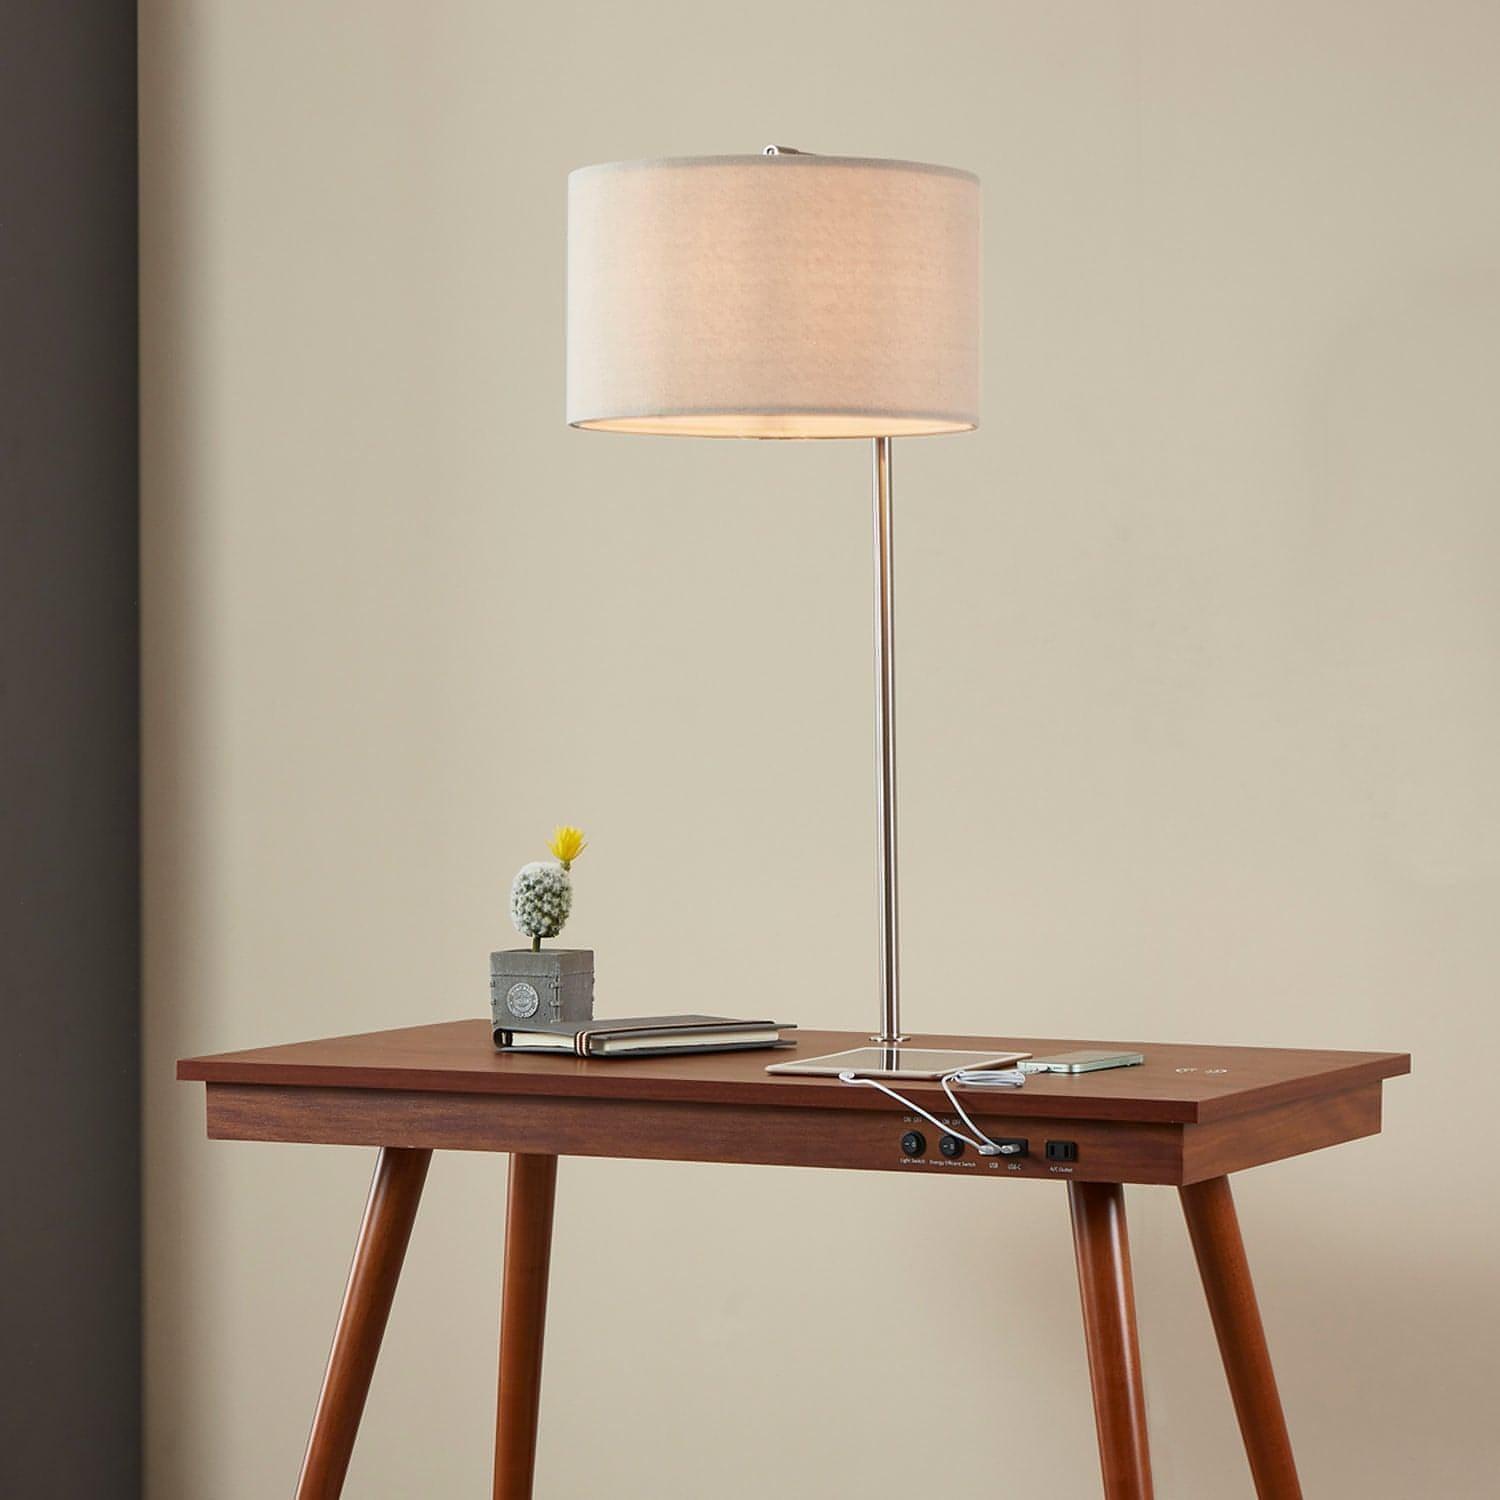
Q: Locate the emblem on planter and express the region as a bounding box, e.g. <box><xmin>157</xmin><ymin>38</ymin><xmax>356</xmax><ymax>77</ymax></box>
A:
<box><xmin>504</xmin><ymin>982</ymin><xmax>541</xmax><ymax>1019</ymax></box>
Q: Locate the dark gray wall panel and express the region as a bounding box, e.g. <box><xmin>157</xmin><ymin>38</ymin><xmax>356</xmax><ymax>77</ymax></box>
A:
<box><xmin>0</xmin><ymin>3</ymin><xmax>141</xmax><ymax>1495</ymax></box>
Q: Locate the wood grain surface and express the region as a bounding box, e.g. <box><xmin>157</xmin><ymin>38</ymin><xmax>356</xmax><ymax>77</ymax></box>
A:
<box><xmin>295</xmin><ymin>1147</ymin><xmax>430</xmax><ymax>1499</ymax></box>
<box><xmin>199</xmin><ymin>1072</ymin><xmax>1384</xmax><ymax>1186</ymax></box>
<box><xmin>1181</xmin><ymin>1176</ymin><xmax>1304</xmax><ymax>1498</ymax></box>
<box><xmin>1070</xmin><ymin>1182</ymin><xmax>1154</xmax><ymax>1498</ymax></box>
<box><xmin>494</xmin><ymin>1155</ymin><xmax>557</xmax><ymax>1500</ymax></box>
<box><xmin>180</xmin><ymin>1021</ymin><xmax>1409</xmax><ymax>1125</ymax></box>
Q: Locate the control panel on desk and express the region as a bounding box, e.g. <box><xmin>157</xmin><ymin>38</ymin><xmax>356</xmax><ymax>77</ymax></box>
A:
<box><xmin>890</xmin><ymin>1115</ymin><xmax>1106</xmax><ymax>1179</ymax></box>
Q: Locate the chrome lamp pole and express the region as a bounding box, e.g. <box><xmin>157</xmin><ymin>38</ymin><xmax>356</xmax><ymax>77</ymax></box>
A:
<box><xmin>870</xmin><ymin>435</ymin><xmax>906</xmax><ymax>1044</ymax></box>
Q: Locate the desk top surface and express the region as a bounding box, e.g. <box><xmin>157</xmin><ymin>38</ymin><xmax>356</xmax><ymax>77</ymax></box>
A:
<box><xmin>178</xmin><ymin>1021</ymin><xmax>1409</xmax><ymax>1125</ymax></box>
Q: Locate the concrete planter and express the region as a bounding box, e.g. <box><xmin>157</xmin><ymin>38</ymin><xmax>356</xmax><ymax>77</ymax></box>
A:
<box><xmin>490</xmin><ymin>948</ymin><xmax>595</xmax><ymax>1029</ymax></box>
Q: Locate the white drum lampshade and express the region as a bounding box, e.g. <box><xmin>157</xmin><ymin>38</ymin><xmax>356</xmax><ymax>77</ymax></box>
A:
<box><xmin>566</xmin><ymin>154</ymin><xmax>980</xmax><ymax>438</ymax></box>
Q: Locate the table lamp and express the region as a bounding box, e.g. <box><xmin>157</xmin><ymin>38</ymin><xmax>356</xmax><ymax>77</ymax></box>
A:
<box><xmin>567</xmin><ymin>147</ymin><xmax>980</xmax><ymax>1069</ymax></box>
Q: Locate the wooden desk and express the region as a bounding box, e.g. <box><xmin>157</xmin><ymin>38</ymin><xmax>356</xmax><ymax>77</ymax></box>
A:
<box><xmin>179</xmin><ymin>1022</ymin><xmax>1410</xmax><ymax>1499</ymax></box>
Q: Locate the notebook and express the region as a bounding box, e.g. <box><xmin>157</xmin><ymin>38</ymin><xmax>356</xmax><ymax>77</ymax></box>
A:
<box><xmin>492</xmin><ymin>1013</ymin><xmax>797</xmax><ymax>1060</ymax></box>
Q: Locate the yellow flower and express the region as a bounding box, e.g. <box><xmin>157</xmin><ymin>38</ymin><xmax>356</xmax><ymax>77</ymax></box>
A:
<box><xmin>547</xmin><ymin>825</ymin><xmax>587</xmax><ymax>868</ymax></box>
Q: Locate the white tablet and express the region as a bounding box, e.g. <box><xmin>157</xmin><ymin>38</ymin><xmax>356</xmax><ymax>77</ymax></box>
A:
<box><xmin>766</xmin><ymin>1047</ymin><xmax>1031</xmax><ymax>1080</ymax></box>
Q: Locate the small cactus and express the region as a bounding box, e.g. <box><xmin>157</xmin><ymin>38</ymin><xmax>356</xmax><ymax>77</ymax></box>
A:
<box><xmin>510</xmin><ymin>826</ymin><xmax>587</xmax><ymax>950</ymax></box>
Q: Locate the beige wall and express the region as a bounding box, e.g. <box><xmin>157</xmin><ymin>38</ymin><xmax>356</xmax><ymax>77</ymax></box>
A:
<box><xmin>141</xmin><ymin>2</ymin><xmax>1500</xmax><ymax>1494</ymax></box>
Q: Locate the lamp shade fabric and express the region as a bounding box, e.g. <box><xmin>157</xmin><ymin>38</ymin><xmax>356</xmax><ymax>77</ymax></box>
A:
<box><xmin>566</xmin><ymin>154</ymin><xmax>980</xmax><ymax>438</ymax></box>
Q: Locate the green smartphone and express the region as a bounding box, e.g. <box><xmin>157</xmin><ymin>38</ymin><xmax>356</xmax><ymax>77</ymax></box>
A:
<box><xmin>1017</xmin><ymin>1050</ymin><xmax>1145</xmax><ymax>1075</ymax></box>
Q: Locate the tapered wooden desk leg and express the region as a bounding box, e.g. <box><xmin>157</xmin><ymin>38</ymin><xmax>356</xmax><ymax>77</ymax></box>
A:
<box><xmin>1180</xmin><ymin>1176</ymin><xmax>1303</xmax><ymax>1499</ymax></box>
<box><xmin>494</xmin><ymin>1153</ymin><xmax>559</xmax><ymax>1500</ymax></box>
<box><xmin>1069</xmin><ymin>1181</ymin><xmax>1154</xmax><ymax>1500</ymax></box>
<box><xmin>295</xmin><ymin>1146</ymin><xmax>431</xmax><ymax>1499</ymax></box>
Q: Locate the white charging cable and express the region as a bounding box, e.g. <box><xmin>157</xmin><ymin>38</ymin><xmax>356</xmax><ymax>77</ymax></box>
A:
<box><xmin>838</xmin><ymin>1066</ymin><xmax>1028</xmax><ymax>1156</ymax></box>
